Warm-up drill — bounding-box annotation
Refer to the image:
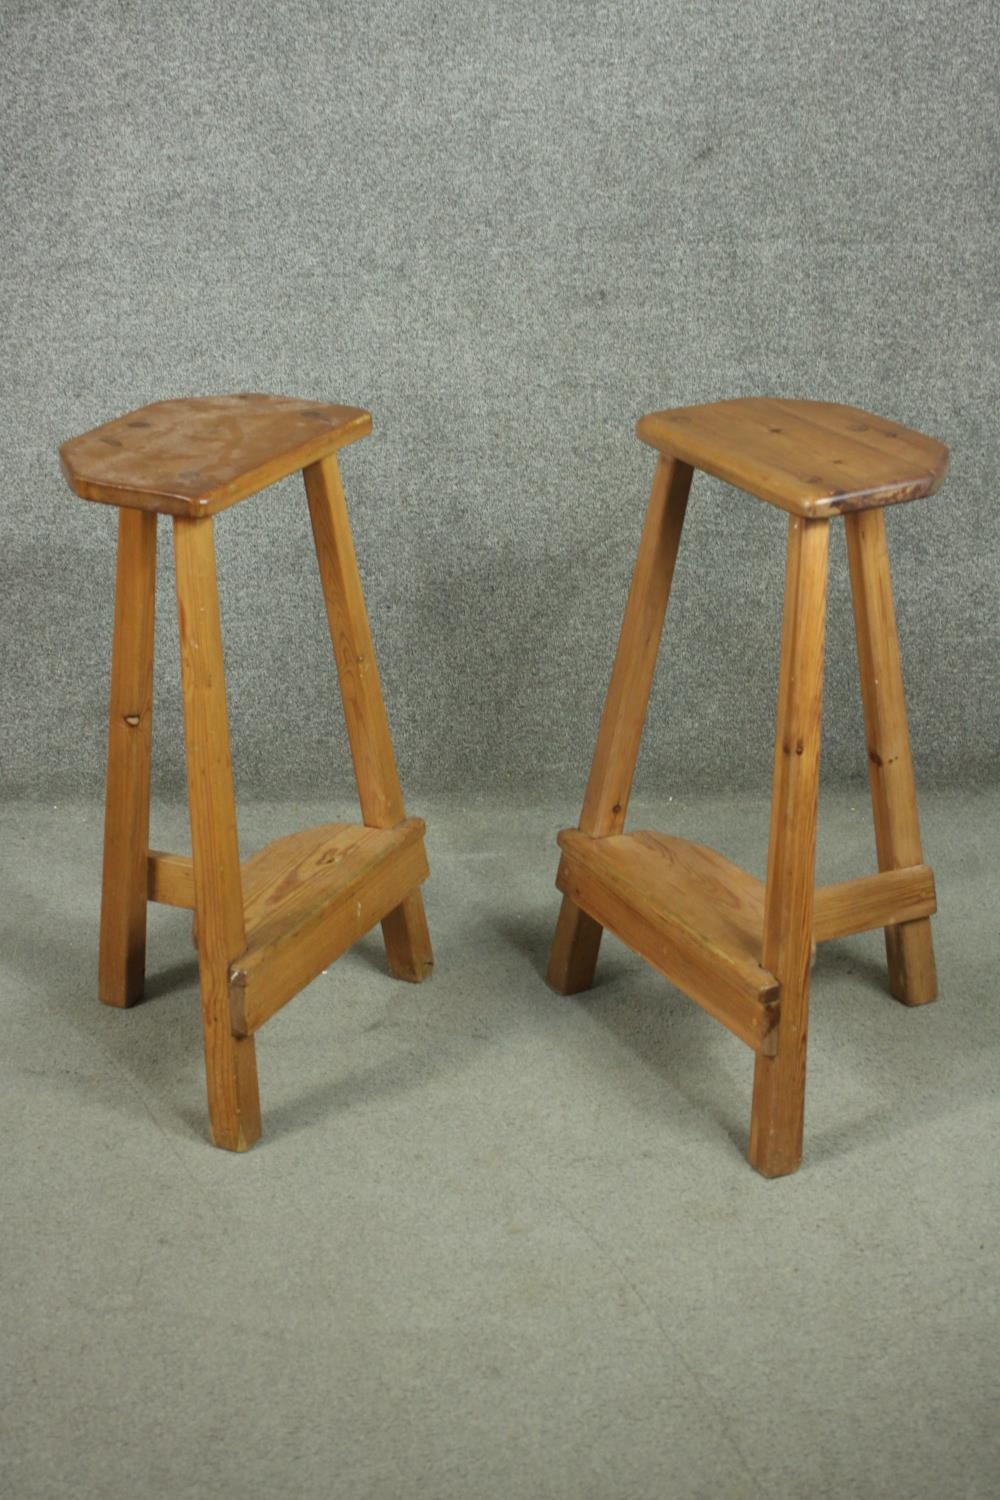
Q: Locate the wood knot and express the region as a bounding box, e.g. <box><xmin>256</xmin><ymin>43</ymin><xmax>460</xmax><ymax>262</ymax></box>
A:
<box><xmin>123</xmin><ymin>714</ymin><xmax>141</xmax><ymax>727</ymax></box>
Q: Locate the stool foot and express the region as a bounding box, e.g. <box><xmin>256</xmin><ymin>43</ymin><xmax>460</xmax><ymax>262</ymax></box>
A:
<box><xmin>887</xmin><ymin>918</ymin><xmax>937</xmax><ymax>1006</ymax></box>
<box><xmin>204</xmin><ymin>1024</ymin><xmax>262</xmax><ymax>1152</ymax></box>
<box><xmin>382</xmin><ymin>889</ymin><xmax>434</xmax><ymax>982</ymax></box>
<box><xmin>749</xmin><ymin>1049</ymin><xmax>807</xmax><ymax>1178</ymax></box>
<box><xmin>546</xmin><ymin>895</ymin><xmax>603</xmax><ymax>995</ymax></box>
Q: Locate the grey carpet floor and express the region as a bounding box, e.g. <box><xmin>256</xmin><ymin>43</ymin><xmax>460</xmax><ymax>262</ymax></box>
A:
<box><xmin>1</xmin><ymin>789</ymin><xmax>997</xmax><ymax>1500</ymax></box>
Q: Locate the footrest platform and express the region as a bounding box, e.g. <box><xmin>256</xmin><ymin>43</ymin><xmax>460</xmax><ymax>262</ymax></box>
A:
<box><xmin>557</xmin><ymin>829</ymin><xmax>779</xmax><ymax>1053</ymax></box>
<box><xmin>556</xmin><ymin>829</ymin><xmax>936</xmax><ymax>1055</ymax></box>
<box><xmin>147</xmin><ymin>819</ymin><xmax>428</xmax><ymax>1037</ymax></box>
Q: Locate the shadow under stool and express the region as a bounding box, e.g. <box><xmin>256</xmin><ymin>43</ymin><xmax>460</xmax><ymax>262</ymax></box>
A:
<box><xmin>60</xmin><ymin>394</ymin><xmax>433</xmax><ymax>1150</ymax></box>
<box><xmin>547</xmin><ymin>397</ymin><xmax>948</xmax><ymax>1177</ymax></box>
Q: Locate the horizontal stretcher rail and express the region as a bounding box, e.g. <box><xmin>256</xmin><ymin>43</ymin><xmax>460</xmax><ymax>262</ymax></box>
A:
<box><xmin>813</xmin><ymin>865</ymin><xmax>936</xmax><ymax>943</ymax></box>
<box><xmin>147</xmin><ymin>851</ymin><xmax>195</xmax><ymax>908</ymax></box>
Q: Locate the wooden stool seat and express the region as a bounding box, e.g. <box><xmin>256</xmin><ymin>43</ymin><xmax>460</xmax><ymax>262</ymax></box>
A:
<box><xmin>548</xmin><ymin>396</ymin><xmax>946</xmax><ymax>1176</ymax></box>
<box><xmin>62</xmin><ymin>393</ymin><xmax>432</xmax><ymax>1150</ymax></box>
<box><xmin>59</xmin><ymin>393</ymin><xmax>371</xmax><ymax>516</ymax></box>
<box><xmin>637</xmin><ymin>398</ymin><xmax>949</xmax><ymax>517</ymax></box>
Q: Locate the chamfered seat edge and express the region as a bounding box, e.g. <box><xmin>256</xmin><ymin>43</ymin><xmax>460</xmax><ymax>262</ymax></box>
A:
<box><xmin>635</xmin><ymin>397</ymin><xmax>949</xmax><ymax>519</ymax></box>
<box><xmin>59</xmin><ymin>392</ymin><xmax>373</xmax><ymax>517</ymax></box>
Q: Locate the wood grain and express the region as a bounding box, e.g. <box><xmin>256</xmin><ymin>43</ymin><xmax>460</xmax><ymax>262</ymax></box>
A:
<box><xmin>846</xmin><ymin>507</ymin><xmax>937</xmax><ymax>1005</ymax></box>
<box><xmin>749</xmin><ymin>516</ymin><xmax>830</xmax><ymax>1177</ymax></box>
<box><xmin>556</xmin><ymin>830</ymin><xmax>779</xmax><ymax>1054</ymax></box>
<box><xmin>546</xmin><ymin>455</ymin><xmax>691</xmax><ymax>995</ymax></box>
<box><xmin>546</xmin><ymin>897</ymin><xmax>605</xmax><ymax>997</ymax></box>
<box><xmin>379</xmin><ymin>891</ymin><xmax>434</xmax><ymax>983</ymax></box>
<box><xmin>147</xmin><ymin>851</ymin><xmax>195</xmax><ymax>908</ymax></box>
<box><xmin>230</xmin><ymin>820</ymin><xmax>428</xmax><ymax>1036</ymax></box>
<box><xmin>242</xmin><ymin>824</ymin><xmax>366</xmax><ymax>926</ymax></box>
<box><xmin>98</xmin><ymin>508</ymin><xmax>157</xmax><ymax>1007</ymax></box>
<box><xmin>813</xmin><ymin>865</ymin><xmax>936</xmax><ymax>944</ymax></box>
<box><xmin>305</xmin><ymin>453</ymin><xmax>433</xmax><ymax>983</ymax></box>
<box><xmin>174</xmin><ymin>516</ymin><xmax>261</xmax><ymax>1151</ymax></box>
<box><xmin>60</xmin><ymin>394</ymin><xmax>371</xmax><ymax>517</ymax></box>
<box><xmin>637</xmin><ymin>399</ymin><xmax>948</xmax><ymax>519</ymax></box>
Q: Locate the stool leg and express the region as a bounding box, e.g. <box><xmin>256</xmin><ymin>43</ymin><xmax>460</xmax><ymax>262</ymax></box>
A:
<box><xmin>547</xmin><ymin>897</ymin><xmax>605</xmax><ymax>996</ymax></box>
<box><xmin>546</xmin><ymin>455</ymin><xmax>692</xmax><ymax>994</ymax></box>
<box><xmin>304</xmin><ymin>455</ymin><xmax>433</xmax><ymax>983</ymax></box>
<box><xmin>99</xmin><ymin>508</ymin><xmax>157</xmax><ymax>1007</ymax></box>
<box><xmin>174</xmin><ymin>517</ymin><xmax>261</xmax><ymax>1151</ymax></box>
<box><xmin>845</xmin><ymin>509</ymin><xmax>937</xmax><ymax>1005</ymax></box>
<box><xmin>749</xmin><ymin>516</ymin><xmax>829</xmax><ymax>1178</ymax></box>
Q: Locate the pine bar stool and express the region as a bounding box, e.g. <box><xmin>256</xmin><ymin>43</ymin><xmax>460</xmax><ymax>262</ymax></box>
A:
<box><xmin>60</xmin><ymin>394</ymin><xmax>433</xmax><ymax>1151</ymax></box>
<box><xmin>547</xmin><ymin>398</ymin><xmax>947</xmax><ymax>1177</ymax></box>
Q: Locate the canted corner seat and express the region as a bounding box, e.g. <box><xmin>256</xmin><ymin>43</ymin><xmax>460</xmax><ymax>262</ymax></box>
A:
<box><xmin>636</xmin><ymin>398</ymin><xmax>948</xmax><ymax>517</ymax></box>
<box><xmin>548</xmin><ymin>395</ymin><xmax>946</xmax><ymax>1178</ymax></box>
<box><xmin>60</xmin><ymin>392</ymin><xmax>371</xmax><ymax>516</ymax></box>
<box><xmin>60</xmin><ymin>393</ymin><xmax>432</xmax><ymax>1151</ymax></box>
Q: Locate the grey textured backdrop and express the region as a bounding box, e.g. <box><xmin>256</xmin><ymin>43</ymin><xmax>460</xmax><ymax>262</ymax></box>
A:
<box><xmin>2</xmin><ymin>0</ymin><xmax>997</xmax><ymax>800</ymax></box>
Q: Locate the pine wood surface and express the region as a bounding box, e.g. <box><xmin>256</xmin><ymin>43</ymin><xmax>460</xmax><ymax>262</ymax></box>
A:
<box><xmin>637</xmin><ymin>398</ymin><xmax>948</xmax><ymax>518</ymax></box>
<box><xmin>60</xmin><ymin>394</ymin><xmax>371</xmax><ymax>516</ymax></box>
